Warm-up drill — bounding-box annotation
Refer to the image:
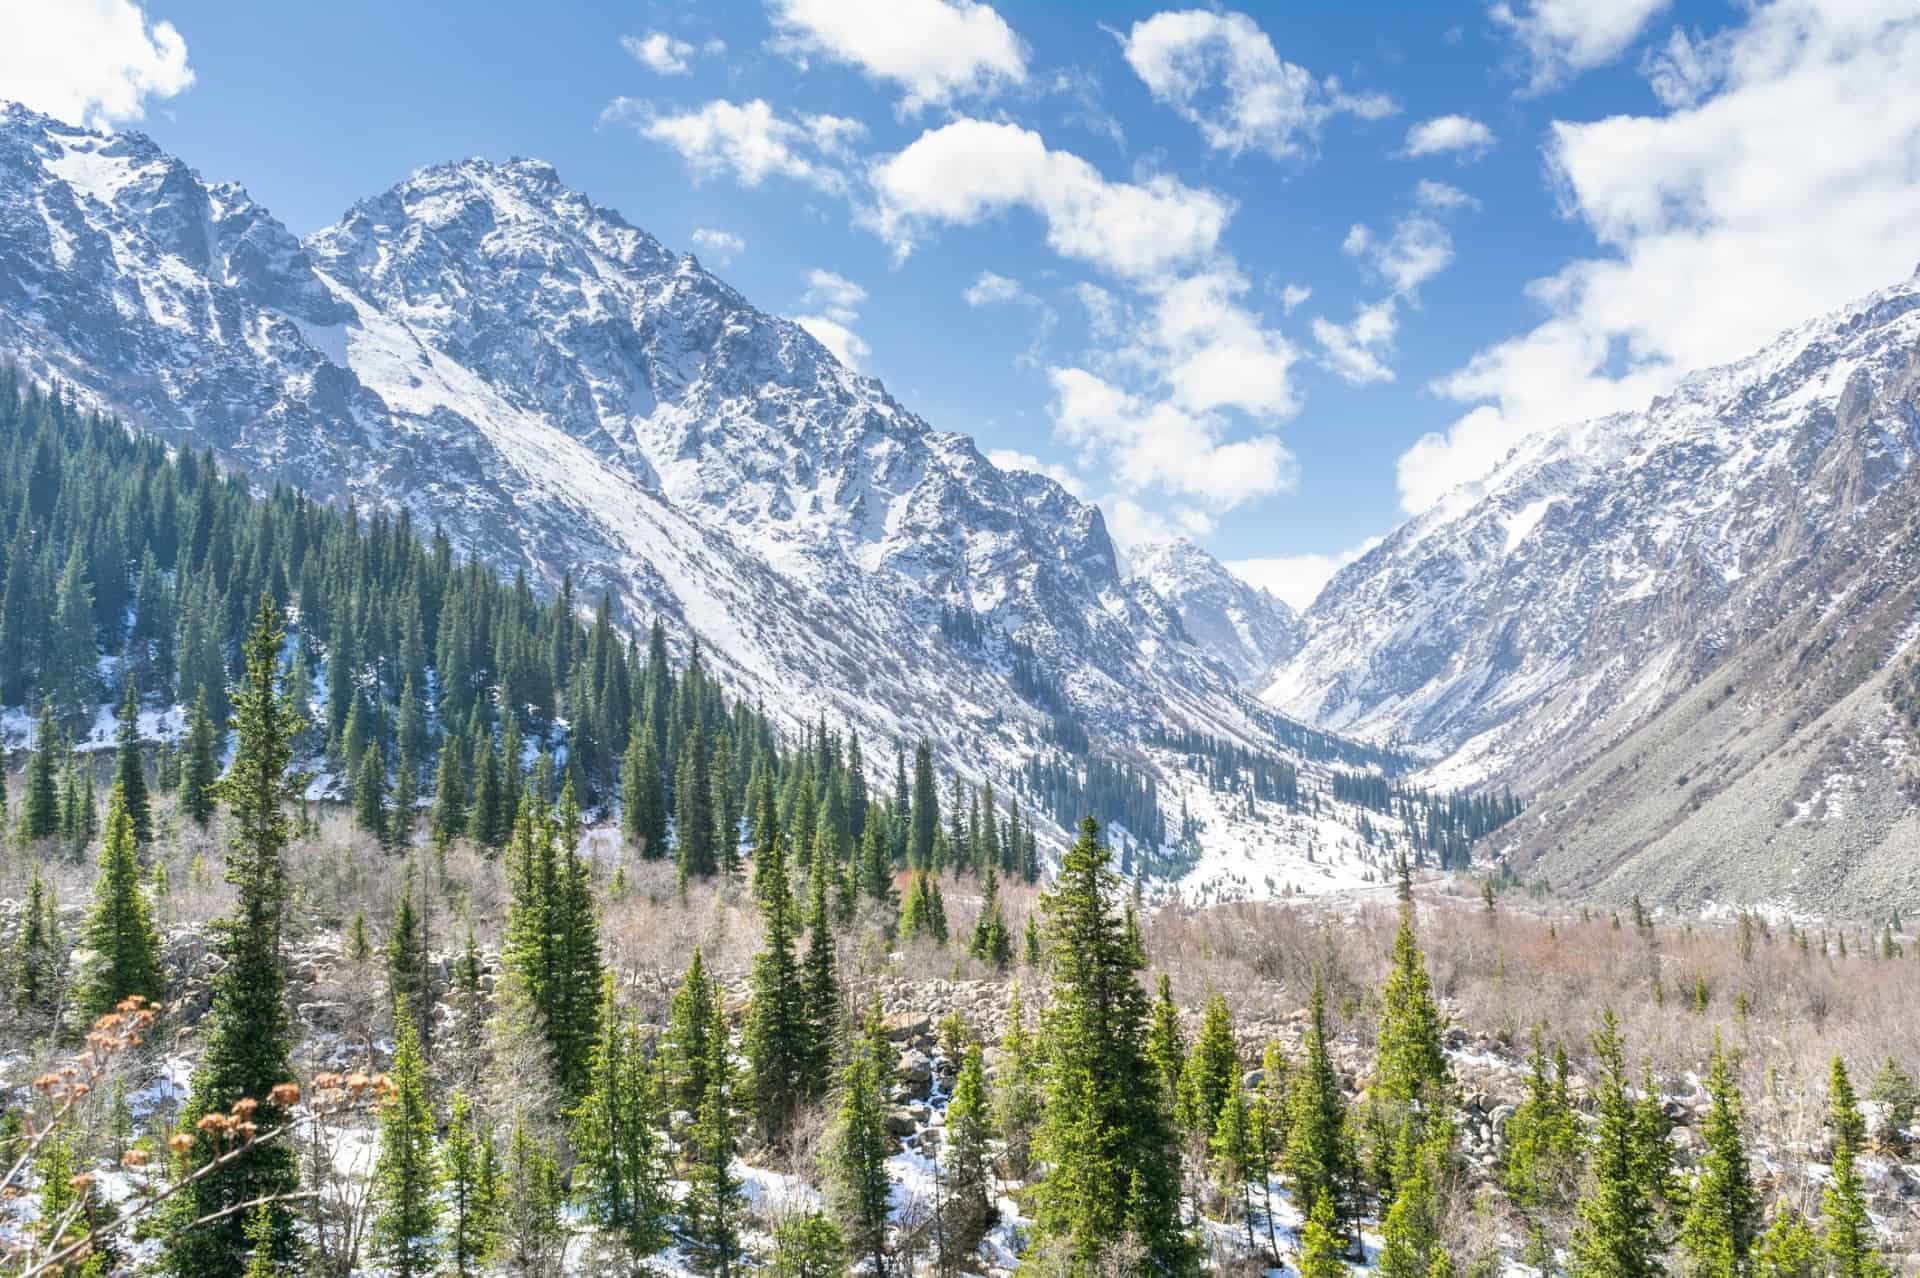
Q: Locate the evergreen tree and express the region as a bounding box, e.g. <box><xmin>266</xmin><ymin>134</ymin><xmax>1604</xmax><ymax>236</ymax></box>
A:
<box><xmin>683</xmin><ymin>1000</ymin><xmax>746</xmax><ymax>1277</ymax></box>
<box><xmin>1570</xmin><ymin>1010</ymin><xmax>1665</xmax><ymax>1278</ymax></box>
<box><xmin>1146</xmin><ymin>973</ymin><xmax>1186</xmax><ymax>1114</ymax></box>
<box><xmin>746</xmin><ymin>831</ymin><xmax>809</xmax><ymax>1144</ymax></box>
<box><xmin>355</xmin><ymin>740</ymin><xmax>389</xmax><ymax>845</ymax></box>
<box><xmin>824</xmin><ymin>1002</ymin><xmax>895</xmax><ymax>1277</ymax></box>
<box><xmin>621</xmin><ymin>729</ymin><xmax>667</xmax><ymax>858</ymax></box>
<box><xmin>164</xmin><ymin>596</ymin><xmax>302</xmax><ymax>1277</ymax></box>
<box><xmin>1285</xmin><ymin>966</ymin><xmax>1357</xmax><ymax>1252</ymax></box>
<box><xmin>1212</xmin><ymin>1077</ymin><xmax>1260</xmax><ymax>1255</ymax></box>
<box><xmin>969</xmin><ymin>863</ymin><xmax>1012</xmax><ymax>969</ymax></box>
<box><xmin>994</xmin><ymin>982</ymin><xmax>1043</xmax><ymax>1180</ymax></box>
<box><xmin>1178</xmin><ymin>992</ymin><xmax>1239</xmax><ymax>1140</ymax></box>
<box><xmin>112</xmin><ymin>677</ymin><xmax>152</xmax><ymax>846</ymax></box>
<box><xmin>771</xmin><ymin>1213</ymin><xmax>848</xmax><ymax>1278</ymax></box>
<box><xmin>386</xmin><ymin>866</ymin><xmax>432</xmax><ymax>1057</ymax></box>
<box><xmin>1027</xmin><ymin>816</ymin><xmax>1192</xmax><ymax>1273</ymax></box>
<box><xmin>430</xmin><ymin>738</ymin><xmax>466</xmax><ymax>847</ymax></box>
<box><xmin>1752</xmin><ymin>1210</ymin><xmax>1821</xmax><ymax>1278</ymax></box>
<box><xmin>676</xmin><ymin>719</ymin><xmax>716</xmax><ymax>881</ymax></box>
<box><xmin>46</xmin><ymin>543</ymin><xmax>99</xmax><ymax>720</ymax></box>
<box><xmin>1504</xmin><ymin>1028</ymin><xmax>1584</xmax><ymax>1263</ymax></box>
<box><xmin>9</xmin><ymin>867</ymin><xmax>56</xmax><ymax>1014</ymax></box>
<box><xmin>1678</xmin><ymin>1035</ymin><xmax>1758</xmax><ymax>1278</ymax></box>
<box><xmin>181</xmin><ymin>688</ymin><xmax>221</xmax><ymax>829</ymax></box>
<box><xmin>73</xmin><ymin>783</ymin><xmax>163</xmax><ymax>1019</ymax></box>
<box><xmin>500</xmin><ymin>1110</ymin><xmax>566</xmax><ymax>1278</ymax></box>
<box><xmin>21</xmin><ymin>705</ymin><xmax>60</xmax><ymax>841</ymax></box>
<box><xmin>1297</xmin><ymin>1193</ymin><xmax>1347</xmax><ymax>1278</ymax></box>
<box><xmin>664</xmin><ymin>946</ymin><xmax>718</xmax><ymax>1126</ymax></box>
<box><xmin>1378</xmin><ymin>1117</ymin><xmax>1453</xmax><ymax>1278</ymax></box>
<box><xmin>945</xmin><ymin>1038</ymin><xmax>998</xmax><ymax>1250</ymax></box>
<box><xmin>440</xmin><ymin>1091</ymin><xmax>501</xmax><ymax>1278</ymax></box>
<box><xmin>572</xmin><ymin>973</ymin><xmax>671</xmax><ymax>1270</ymax></box>
<box><xmin>910</xmin><ymin>739</ymin><xmax>938</xmax><ymax>870</ymax></box>
<box><xmin>802</xmin><ymin>851</ymin><xmax>841</xmax><ymax>1097</ymax></box>
<box><xmin>371</xmin><ymin>1005</ymin><xmax>441</xmax><ymax>1278</ymax></box>
<box><xmin>861</xmin><ymin>809</ymin><xmax>894</xmax><ymax>903</ymax></box>
<box><xmin>1822</xmin><ymin>1057</ymin><xmax>1890</xmax><ymax>1278</ymax></box>
<box><xmin>1377</xmin><ymin>904</ymin><xmax>1447</xmax><ymax>1108</ymax></box>
<box><xmin>501</xmin><ymin>789</ymin><xmax>603</xmax><ymax>1096</ymax></box>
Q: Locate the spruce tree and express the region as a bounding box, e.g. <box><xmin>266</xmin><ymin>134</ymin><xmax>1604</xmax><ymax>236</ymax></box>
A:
<box><xmin>73</xmin><ymin>783</ymin><xmax>163</xmax><ymax>1019</ymax></box>
<box><xmin>968</xmin><ymin>863</ymin><xmax>1012</xmax><ymax>969</ymax></box>
<box><xmin>112</xmin><ymin>677</ymin><xmax>152</xmax><ymax>846</ymax></box>
<box><xmin>441</xmin><ymin>1091</ymin><xmax>501</xmax><ymax>1278</ymax></box>
<box><xmin>1377</xmin><ymin>903</ymin><xmax>1447</xmax><ymax>1108</ymax></box>
<box><xmin>995</xmin><ymin>981</ymin><xmax>1042</xmax><ymax>1180</ymax></box>
<box><xmin>746</xmin><ymin>831</ymin><xmax>808</xmax><ymax>1144</ymax></box>
<box><xmin>824</xmin><ymin>1001</ymin><xmax>895</xmax><ymax>1277</ymax></box>
<box><xmin>771</xmin><ymin>1213</ymin><xmax>848</xmax><ymax>1278</ymax></box>
<box><xmin>9</xmin><ymin>867</ymin><xmax>56</xmax><ymax>1014</ymax></box>
<box><xmin>910</xmin><ymin>739</ymin><xmax>938</xmax><ymax>870</ymax></box>
<box><xmin>572</xmin><ymin>973</ymin><xmax>671</xmax><ymax>1269</ymax></box>
<box><xmin>371</xmin><ymin>1004</ymin><xmax>441</xmax><ymax>1278</ymax></box>
<box><xmin>1505</xmin><ymin>1027</ymin><xmax>1583</xmax><ymax>1263</ymax></box>
<box><xmin>621</xmin><ymin>728</ymin><xmax>667</xmax><ymax>858</ymax></box>
<box><xmin>1678</xmin><ymin>1035</ymin><xmax>1758</xmax><ymax>1278</ymax></box>
<box><xmin>945</xmin><ymin>1038</ymin><xmax>998</xmax><ymax>1249</ymax></box>
<box><xmin>21</xmin><ymin>705</ymin><xmax>60</xmax><ymax>841</ymax></box>
<box><xmin>1378</xmin><ymin>1117</ymin><xmax>1453</xmax><ymax>1278</ymax></box>
<box><xmin>1822</xmin><ymin>1057</ymin><xmax>1889</xmax><ymax>1278</ymax></box>
<box><xmin>1146</xmin><ymin>973</ymin><xmax>1186</xmax><ymax>1113</ymax></box>
<box><xmin>1028</xmin><ymin>816</ymin><xmax>1191</xmax><ymax>1272</ymax></box>
<box><xmin>1179</xmin><ymin>992</ymin><xmax>1239</xmax><ymax>1140</ymax></box>
<box><xmin>500</xmin><ymin>1110</ymin><xmax>566</xmax><ymax>1278</ymax></box>
<box><xmin>1752</xmin><ymin>1209</ymin><xmax>1821</xmax><ymax>1278</ymax></box>
<box><xmin>801</xmin><ymin>852</ymin><xmax>840</xmax><ymax>1097</ymax></box>
<box><xmin>430</xmin><ymin>739</ymin><xmax>466</xmax><ymax>847</ymax></box>
<box><xmin>1570</xmin><ymin>1009</ymin><xmax>1665</xmax><ymax>1278</ymax></box>
<box><xmin>181</xmin><ymin>687</ymin><xmax>221</xmax><ymax>828</ymax></box>
<box><xmin>1212</xmin><ymin>1077</ymin><xmax>1260</xmax><ymax>1255</ymax></box>
<box><xmin>1286</xmin><ymin>966</ymin><xmax>1356</xmax><ymax>1249</ymax></box>
<box><xmin>386</xmin><ymin>866</ymin><xmax>432</xmax><ymax>1057</ymax></box>
<box><xmin>1298</xmin><ymin>1192</ymin><xmax>1347</xmax><ymax>1278</ymax></box>
<box><xmin>355</xmin><ymin>740</ymin><xmax>389</xmax><ymax>845</ymax></box>
<box><xmin>683</xmin><ymin>1000</ymin><xmax>746</xmax><ymax>1277</ymax></box>
<box><xmin>676</xmin><ymin>718</ymin><xmax>716</xmax><ymax>881</ymax></box>
<box><xmin>664</xmin><ymin>946</ymin><xmax>718</xmax><ymax>1126</ymax></box>
<box><xmin>164</xmin><ymin>596</ymin><xmax>301</xmax><ymax>1277</ymax></box>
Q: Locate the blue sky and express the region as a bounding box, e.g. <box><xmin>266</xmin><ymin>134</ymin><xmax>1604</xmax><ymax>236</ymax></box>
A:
<box><xmin>9</xmin><ymin>0</ymin><xmax>1920</xmax><ymax>608</ymax></box>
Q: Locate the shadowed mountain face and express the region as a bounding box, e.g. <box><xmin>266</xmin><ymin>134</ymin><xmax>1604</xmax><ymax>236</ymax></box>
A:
<box><xmin>0</xmin><ymin>102</ymin><xmax>1298</xmax><ymax>788</ymax></box>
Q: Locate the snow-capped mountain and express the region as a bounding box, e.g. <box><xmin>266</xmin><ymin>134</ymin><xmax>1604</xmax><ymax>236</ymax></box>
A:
<box><xmin>0</xmin><ymin>102</ymin><xmax>1305</xmax><ymax>805</ymax></box>
<box><xmin>1125</xmin><ymin>540</ymin><xmax>1302</xmax><ymax>689</ymax></box>
<box><xmin>1268</xmin><ymin>269</ymin><xmax>1920</xmax><ymax>797</ymax></box>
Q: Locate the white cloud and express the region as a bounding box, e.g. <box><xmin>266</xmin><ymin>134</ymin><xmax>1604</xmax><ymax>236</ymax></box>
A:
<box><xmin>1403</xmin><ymin>0</ymin><xmax>1920</xmax><ymax>514</ymax></box>
<box><xmin>1280</xmin><ymin>283</ymin><xmax>1312</xmax><ymax>313</ymax></box>
<box><xmin>621</xmin><ymin>31</ymin><xmax>694</xmax><ymax>75</ymax></box>
<box><xmin>1491</xmin><ymin>0</ymin><xmax>1670</xmax><ymax>93</ymax></box>
<box><xmin>605</xmin><ymin>98</ymin><xmax>864</xmax><ymax>193</ymax></box>
<box><xmin>1414</xmin><ymin>179</ymin><xmax>1477</xmax><ymax>210</ymax></box>
<box><xmin>1312</xmin><ymin>299</ymin><xmax>1400</xmax><ymax>385</ymax></box>
<box><xmin>1136</xmin><ymin>266</ymin><xmax>1301</xmax><ymax>417</ymax></box>
<box><xmin>1120</xmin><ymin>9</ymin><xmax>1393</xmax><ymax>159</ymax></box>
<box><xmin>1227</xmin><ymin>538</ymin><xmax>1382</xmax><ymax>611</ymax></box>
<box><xmin>1102</xmin><ymin>496</ymin><xmax>1218</xmax><ymax>561</ymax></box>
<box><xmin>1046</xmin><ymin>366</ymin><xmax>1297</xmax><ymax>510</ymax></box>
<box><xmin>768</xmin><ymin>0</ymin><xmax>1026</xmax><ymax>114</ymax></box>
<box><xmin>987</xmin><ymin>448</ymin><xmax>1087</xmax><ymax>497</ymax></box>
<box><xmin>1342</xmin><ymin>214</ymin><xmax>1454</xmax><ymax>293</ymax></box>
<box><xmin>0</xmin><ymin>0</ymin><xmax>194</xmax><ymax>129</ymax></box>
<box><xmin>1403</xmin><ymin>114</ymin><xmax>1496</xmax><ymax>158</ymax></box>
<box><xmin>963</xmin><ymin>271</ymin><xmax>1028</xmax><ymax>306</ymax></box>
<box><xmin>792</xmin><ymin>269</ymin><xmax>871</xmax><ymax>370</ymax></box>
<box><xmin>866</xmin><ymin>117</ymin><xmax>1234</xmax><ymax>280</ymax></box>
<box><xmin>689</xmin><ymin>227</ymin><xmax>745</xmax><ymax>265</ymax></box>
<box><xmin>1640</xmin><ymin>26</ymin><xmax>1733</xmax><ymax>108</ymax></box>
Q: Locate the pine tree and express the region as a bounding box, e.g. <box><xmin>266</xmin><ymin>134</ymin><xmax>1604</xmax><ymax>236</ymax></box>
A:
<box><xmin>73</xmin><ymin>783</ymin><xmax>163</xmax><ymax>1019</ymax></box>
<box><xmin>572</xmin><ymin>973</ymin><xmax>671</xmax><ymax>1268</ymax></box>
<box><xmin>1298</xmin><ymin>1192</ymin><xmax>1347</xmax><ymax>1278</ymax></box>
<box><xmin>676</xmin><ymin>718</ymin><xmax>716</xmax><ymax>881</ymax></box>
<box><xmin>801</xmin><ymin>852</ymin><xmax>840</xmax><ymax>1098</ymax></box>
<box><xmin>664</xmin><ymin>947</ymin><xmax>718</xmax><ymax>1127</ymax></box>
<box><xmin>1822</xmin><ymin>1057</ymin><xmax>1889</xmax><ymax>1278</ymax></box>
<box><xmin>1504</xmin><ymin>1027</ymin><xmax>1584</xmax><ymax>1263</ymax></box>
<box><xmin>968</xmin><ymin>863</ymin><xmax>1012</xmax><ymax>968</ymax></box>
<box><xmin>355</xmin><ymin>740</ymin><xmax>389</xmax><ymax>845</ymax></box>
<box><xmin>1377</xmin><ymin>903</ymin><xmax>1447</xmax><ymax>1108</ymax></box>
<box><xmin>181</xmin><ymin>687</ymin><xmax>221</xmax><ymax>828</ymax></box>
<box><xmin>112</xmin><ymin>677</ymin><xmax>152</xmax><ymax>845</ymax></box>
<box><xmin>824</xmin><ymin>1001</ymin><xmax>895</xmax><ymax>1277</ymax></box>
<box><xmin>621</xmin><ymin>728</ymin><xmax>667</xmax><ymax>858</ymax></box>
<box><xmin>1378</xmin><ymin>1117</ymin><xmax>1452</xmax><ymax>1278</ymax></box>
<box><xmin>500</xmin><ymin>1110</ymin><xmax>565</xmax><ymax>1278</ymax></box>
<box><xmin>1146</xmin><ymin>973</ymin><xmax>1186</xmax><ymax>1113</ymax></box>
<box><xmin>995</xmin><ymin>982</ymin><xmax>1042</xmax><ymax>1180</ymax></box>
<box><xmin>1253</xmin><ymin>1038</ymin><xmax>1291</xmax><ymax>1262</ymax></box>
<box><xmin>683</xmin><ymin>1000</ymin><xmax>746</xmax><ymax>1277</ymax></box>
<box><xmin>1212</xmin><ymin>1078</ymin><xmax>1260</xmax><ymax>1256</ymax></box>
<box><xmin>1570</xmin><ymin>1009</ymin><xmax>1665</xmax><ymax>1278</ymax></box>
<box><xmin>1027</xmin><ymin>816</ymin><xmax>1192</xmax><ymax>1272</ymax></box>
<box><xmin>1286</xmin><ymin>967</ymin><xmax>1356</xmax><ymax>1250</ymax></box>
<box><xmin>771</xmin><ymin>1213</ymin><xmax>848</xmax><ymax>1278</ymax></box>
<box><xmin>164</xmin><ymin>596</ymin><xmax>302</xmax><ymax>1277</ymax></box>
<box><xmin>386</xmin><ymin>866</ymin><xmax>432</xmax><ymax>1057</ymax></box>
<box><xmin>910</xmin><ymin>739</ymin><xmax>938</xmax><ymax>870</ymax></box>
<box><xmin>746</xmin><ymin>831</ymin><xmax>809</xmax><ymax>1144</ymax></box>
<box><xmin>1678</xmin><ymin>1035</ymin><xmax>1758</xmax><ymax>1278</ymax></box>
<box><xmin>430</xmin><ymin>738</ymin><xmax>466</xmax><ymax>847</ymax></box>
<box><xmin>861</xmin><ymin>809</ymin><xmax>894</xmax><ymax>903</ymax></box>
<box><xmin>945</xmin><ymin>1038</ymin><xmax>997</xmax><ymax>1249</ymax></box>
<box><xmin>46</xmin><ymin>543</ymin><xmax>99</xmax><ymax>720</ymax></box>
<box><xmin>371</xmin><ymin>1004</ymin><xmax>441</xmax><ymax>1278</ymax></box>
<box><xmin>9</xmin><ymin>867</ymin><xmax>56</xmax><ymax>1013</ymax></box>
<box><xmin>441</xmin><ymin>1091</ymin><xmax>501</xmax><ymax>1278</ymax></box>
<box><xmin>1752</xmin><ymin>1209</ymin><xmax>1821</xmax><ymax>1278</ymax></box>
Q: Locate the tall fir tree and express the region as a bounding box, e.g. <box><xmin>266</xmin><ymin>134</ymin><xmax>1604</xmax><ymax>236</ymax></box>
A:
<box><xmin>572</xmin><ymin>973</ymin><xmax>671</xmax><ymax>1269</ymax></box>
<box><xmin>21</xmin><ymin>704</ymin><xmax>60</xmax><ymax>841</ymax></box>
<box><xmin>440</xmin><ymin>1091</ymin><xmax>501</xmax><ymax>1278</ymax></box>
<box><xmin>1286</xmin><ymin>967</ymin><xmax>1357</xmax><ymax>1250</ymax></box>
<box><xmin>1027</xmin><ymin>816</ymin><xmax>1192</xmax><ymax>1273</ymax></box>
<box><xmin>1678</xmin><ymin>1034</ymin><xmax>1758</xmax><ymax>1278</ymax></box>
<box><xmin>664</xmin><ymin>946</ymin><xmax>718</xmax><ymax>1128</ymax></box>
<box><xmin>1178</xmin><ymin>992</ymin><xmax>1240</xmax><ymax>1141</ymax></box>
<box><xmin>910</xmin><ymin>739</ymin><xmax>938</xmax><ymax>870</ymax></box>
<box><xmin>73</xmin><ymin>783</ymin><xmax>163</xmax><ymax>1019</ymax></box>
<box><xmin>386</xmin><ymin>866</ymin><xmax>432</xmax><ymax>1057</ymax></box>
<box><xmin>683</xmin><ymin>999</ymin><xmax>746</xmax><ymax>1277</ymax></box>
<box><xmin>164</xmin><ymin>596</ymin><xmax>302</xmax><ymax>1278</ymax></box>
<box><xmin>746</xmin><ymin>831</ymin><xmax>809</xmax><ymax>1145</ymax></box>
<box><xmin>1570</xmin><ymin>1010</ymin><xmax>1666</xmax><ymax>1278</ymax></box>
<box><xmin>801</xmin><ymin>850</ymin><xmax>840</xmax><ymax>1098</ymax></box>
<box><xmin>181</xmin><ymin>687</ymin><xmax>221</xmax><ymax>829</ymax></box>
<box><xmin>112</xmin><ymin>677</ymin><xmax>152</xmax><ymax>846</ymax></box>
<box><xmin>945</xmin><ymin>1038</ymin><xmax>998</xmax><ymax>1251</ymax></box>
<box><xmin>1822</xmin><ymin>1057</ymin><xmax>1890</xmax><ymax>1278</ymax></box>
<box><xmin>370</xmin><ymin>1004</ymin><xmax>441</xmax><ymax>1278</ymax></box>
<box><xmin>824</xmin><ymin>1001</ymin><xmax>896</xmax><ymax>1278</ymax></box>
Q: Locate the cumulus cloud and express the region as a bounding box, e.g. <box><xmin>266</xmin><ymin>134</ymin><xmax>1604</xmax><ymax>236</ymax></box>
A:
<box><xmin>791</xmin><ymin>269</ymin><xmax>871</xmax><ymax>370</ymax></box>
<box><xmin>963</xmin><ymin>271</ymin><xmax>1029</xmax><ymax>306</ymax></box>
<box><xmin>1312</xmin><ymin>299</ymin><xmax>1400</xmax><ymax>385</ymax></box>
<box><xmin>1403</xmin><ymin>114</ymin><xmax>1496</xmax><ymax>158</ymax></box>
<box><xmin>1491</xmin><ymin>0</ymin><xmax>1671</xmax><ymax>93</ymax></box>
<box><xmin>606</xmin><ymin>97</ymin><xmax>864</xmax><ymax>194</ymax></box>
<box><xmin>1342</xmin><ymin>215</ymin><xmax>1454</xmax><ymax>293</ymax></box>
<box><xmin>621</xmin><ymin>32</ymin><xmax>695</xmax><ymax>74</ymax></box>
<box><xmin>1</xmin><ymin>0</ymin><xmax>194</xmax><ymax>129</ymax></box>
<box><xmin>865</xmin><ymin>117</ymin><xmax>1234</xmax><ymax>280</ymax></box>
<box><xmin>1046</xmin><ymin>366</ymin><xmax>1297</xmax><ymax>511</ymax></box>
<box><xmin>689</xmin><ymin>227</ymin><xmax>745</xmax><ymax>265</ymax></box>
<box><xmin>1280</xmin><ymin>283</ymin><xmax>1312</xmax><ymax>313</ymax></box>
<box><xmin>1227</xmin><ymin>538</ymin><xmax>1382</xmax><ymax>611</ymax></box>
<box><xmin>1402</xmin><ymin>0</ymin><xmax>1920</xmax><ymax>514</ymax></box>
<box><xmin>1120</xmin><ymin>9</ymin><xmax>1393</xmax><ymax>159</ymax></box>
<box><xmin>768</xmin><ymin>0</ymin><xmax>1026</xmax><ymax>114</ymax></box>
<box><xmin>1414</xmin><ymin>179</ymin><xmax>1477</xmax><ymax>210</ymax></box>
<box><xmin>1102</xmin><ymin>496</ymin><xmax>1219</xmax><ymax>561</ymax></box>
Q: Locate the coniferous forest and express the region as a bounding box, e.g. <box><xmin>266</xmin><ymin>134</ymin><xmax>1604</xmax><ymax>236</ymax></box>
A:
<box><xmin>4</xmin><ymin>374</ymin><xmax>1920</xmax><ymax>1278</ymax></box>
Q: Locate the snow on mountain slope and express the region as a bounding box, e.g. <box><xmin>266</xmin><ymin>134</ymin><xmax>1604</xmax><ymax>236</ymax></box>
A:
<box><xmin>1125</xmin><ymin>540</ymin><xmax>1303</xmax><ymax>690</ymax></box>
<box><xmin>1268</xmin><ymin>269</ymin><xmax>1920</xmax><ymax>793</ymax></box>
<box><xmin>0</xmin><ymin>102</ymin><xmax>1397</xmax><ymax>873</ymax></box>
